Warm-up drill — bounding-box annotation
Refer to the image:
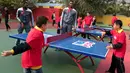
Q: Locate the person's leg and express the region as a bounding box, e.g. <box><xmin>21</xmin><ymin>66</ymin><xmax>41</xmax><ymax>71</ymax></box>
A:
<box><xmin>23</xmin><ymin>68</ymin><xmax>32</xmax><ymax>73</ymax></box>
<box><xmin>87</xmin><ymin>34</ymin><xmax>90</xmax><ymax>39</ymax></box>
<box><xmin>67</xmin><ymin>25</ymin><xmax>72</xmax><ymax>32</ymax></box>
<box><xmin>84</xmin><ymin>25</ymin><xmax>90</xmax><ymax>39</ymax></box>
<box><xmin>54</xmin><ymin>20</ymin><xmax>55</xmax><ymax>26</ymax></box>
<box><xmin>52</xmin><ymin>20</ymin><xmax>55</xmax><ymax>26</ymax></box>
<box><xmin>16</xmin><ymin>24</ymin><xmax>24</xmax><ymax>45</ymax></box>
<box><xmin>25</xmin><ymin>24</ymin><xmax>31</xmax><ymax>33</ymax></box>
<box><xmin>5</xmin><ymin>19</ymin><xmax>11</xmax><ymax>30</ymax></box>
<box><xmin>81</xmin><ymin>33</ymin><xmax>86</xmax><ymax>38</ymax></box>
<box><xmin>57</xmin><ymin>28</ymin><xmax>60</xmax><ymax>34</ymax></box>
<box><xmin>32</xmin><ymin>68</ymin><xmax>43</xmax><ymax>73</ymax></box>
<box><xmin>116</xmin><ymin>57</ymin><xmax>125</xmax><ymax>73</ymax></box>
<box><xmin>61</xmin><ymin>23</ymin><xmax>67</xmax><ymax>34</ymax></box>
<box><xmin>57</xmin><ymin>22</ymin><xmax>60</xmax><ymax>34</ymax></box>
<box><xmin>5</xmin><ymin>19</ymin><xmax>8</xmax><ymax>31</ymax></box>
<box><xmin>106</xmin><ymin>54</ymin><xmax>117</xmax><ymax>73</ymax></box>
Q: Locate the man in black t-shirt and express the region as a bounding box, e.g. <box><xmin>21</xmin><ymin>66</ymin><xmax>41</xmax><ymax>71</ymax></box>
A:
<box><xmin>4</xmin><ymin>7</ymin><xmax>11</xmax><ymax>31</ymax></box>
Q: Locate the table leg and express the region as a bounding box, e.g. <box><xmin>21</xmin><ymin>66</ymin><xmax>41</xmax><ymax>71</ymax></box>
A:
<box><xmin>65</xmin><ymin>51</ymin><xmax>85</xmax><ymax>73</ymax></box>
<box><xmin>44</xmin><ymin>46</ymin><xmax>49</xmax><ymax>53</ymax></box>
<box><xmin>73</xmin><ymin>33</ymin><xmax>80</xmax><ymax>37</ymax></box>
<box><xmin>77</xmin><ymin>56</ymin><xmax>95</xmax><ymax>66</ymax></box>
<box><xmin>77</xmin><ymin>56</ymin><xmax>88</xmax><ymax>63</ymax></box>
<box><xmin>89</xmin><ymin>34</ymin><xmax>103</xmax><ymax>41</ymax></box>
<box><xmin>89</xmin><ymin>57</ymin><xmax>95</xmax><ymax>66</ymax></box>
<box><xmin>76</xmin><ymin>54</ymin><xmax>82</xmax><ymax>59</ymax></box>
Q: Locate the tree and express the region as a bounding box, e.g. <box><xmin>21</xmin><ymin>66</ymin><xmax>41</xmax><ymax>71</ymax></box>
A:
<box><xmin>0</xmin><ymin>0</ymin><xmax>38</xmax><ymax>9</ymax></box>
<box><xmin>72</xmin><ymin>0</ymin><xmax>107</xmax><ymax>16</ymax></box>
<box><xmin>105</xmin><ymin>0</ymin><xmax>130</xmax><ymax>17</ymax></box>
<box><xmin>71</xmin><ymin>0</ymin><xmax>130</xmax><ymax>17</ymax></box>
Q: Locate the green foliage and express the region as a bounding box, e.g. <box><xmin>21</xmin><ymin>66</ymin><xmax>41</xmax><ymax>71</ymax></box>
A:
<box><xmin>71</xmin><ymin>0</ymin><xmax>130</xmax><ymax>17</ymax></box>
<box><xmin>0</xmin><ymin>0</ymin><xmax>36</xmax><ymax>9</ymax></box>
<box><xmin>0</xmin><ymin>0</ymin><xmax>130</xmax><ymax>17</ymax></box>
<box><xmin>72</xmin><ymin>0</ymin><xmax>107</xmax><ymax>16</ymax></box>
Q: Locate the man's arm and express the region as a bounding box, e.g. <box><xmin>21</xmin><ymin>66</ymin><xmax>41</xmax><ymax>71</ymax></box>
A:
<box><xmin>1</xmin><ymin>42</ymin><xmax>31</xmax><ymax>56</ymax></box>
<box><xmin>113</xmin><ymin>33</ymin><xmax>125</xmax><ymax>49</ymax></box>
<box><xmin>90</xmin><ymin>17</ymin><xmax>94</xmax><ymax>27</ymax></box>
<box><xmin>60</xmin><ymin>8</ymin><xmax>65</xmax><ymax>27</ymax></box>
<box><xmin>28</xmin><ymin>9</ymin><xmax>34</xmax><ymax>27</ymax></box>
<box><xmin>112</xmin><ymin>43</ymin><xmax>123</xmax><ymax>49</ymax></box>
<box><xmin>1</xmin><ymin>34</ymin><xmax>42</xmax><ymax>57</ymax></box>
<box><xmin>12</xmin><ymin>42</ymin><xmax>31</xmax><ymax>55</ymax></box>
<box><xmin>101</xmin><ymin>30</ymin><xmax>112</xmax><ymax>38</ymax></box>
<box><xmin>16</xmin><ymin>8</ymin><xmax>21</xmax><ymax>22</ymax></box>
<box><xmin>31</xmin><ymin>11</ymin><xmax>34</xmax><ymax>27</ymax></box>
<box><xmin>74</xmin><ymin>10</ymin><xmax>77</xmax><ymax>28</ymax></box>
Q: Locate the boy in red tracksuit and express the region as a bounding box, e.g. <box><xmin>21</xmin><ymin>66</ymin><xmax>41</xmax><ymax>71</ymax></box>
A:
<box><xmin>57</xmin><ymin>16</ymin><xmax>61</xmax><ymax>34</ymax></box>
<box><xmin>102</xmin><ymin>20</ymin><xmax>126</xmax><ymax>73</ymax></box>
<box><xmin>77</xmin><ymin>16</ymin><xmax>82</xmax><ymax>28</ymax></box>
<box><xmin>84</xmin><ymin>13</ymin><xmax>93</xmax><ymax>27</ymax></box>
<box><xmin>80</xmin><ymin>19</ymin><xmax>87</xmax><ymax>38</ymax></box>
<box><xmin>1</xmin><ymin>16</ymin><xmax>48</xmax><ymax>73</ymax></box>
<box><xmin>84</xmin><ymin>12</ymin><xmax>93</xmax><ymax>39</ymax></box>
<box><xmin>109</xmin><ymin>13</ymin><xmax>118</xmax><ymax>43</ymax></box>
<box><xmin>111</xmin><ymin>13</ymin><xmax>118</xmax><ymax>26</ymax></box>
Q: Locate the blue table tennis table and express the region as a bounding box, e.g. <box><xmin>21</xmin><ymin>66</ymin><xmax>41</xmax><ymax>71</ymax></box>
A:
<box><xmin>9</xmin><ymin>32</ymin><xmax>109</xmax><ymax>73</ymax></box>
<box><xmin>9</xmin><ymin>32</ymin><xmax>56</xmax><ymax>53</ymax></box>
<box><xmin>75</xmin><ymin>27</ymin><xmax>112</xmax><ymax>41</ymax></box>
<box><xmin>92</xmin><ymin>26</ymin><xmax>112</xmax><ymax>31</ymax></box>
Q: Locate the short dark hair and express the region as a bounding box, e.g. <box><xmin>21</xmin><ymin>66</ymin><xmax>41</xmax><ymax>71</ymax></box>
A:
<box><xmin>36</xmin><ymin>16</ymin><xmax>48</xmax><ymax>27</ymax></box>
<box><xmin>70</xmin><ymin>1</ymin><xmax>73</xmax><ymax>3</ymax></box>
<box><xmin>87</xmin><ymin>12</ymin><xmax>91</xmax><ymax>14</ymax></box>
<box><xmin>115</xmin><ymin>20</ymin><xmax>123</xmax><ymax>28</ymax></box>
<box><xmin>23</xmin><ymin>6</ymin><xmax>27</xmax><ymax>10</ymax></box>
<box><xmin>113</xmin><ymin>13</ymin><xmax>116</xmax><ymax>16</ymax></box>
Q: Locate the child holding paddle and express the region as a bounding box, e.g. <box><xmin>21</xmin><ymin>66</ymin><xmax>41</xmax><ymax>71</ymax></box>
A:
<box><xmin>77</xmin><ymin>16</ymin><xmax>82</xmax><ymax>28</ymax></box>
<box><xmin>102</xmin><ymin>20</ymin><xmax>126</xmax><ymax>73</ymax></box>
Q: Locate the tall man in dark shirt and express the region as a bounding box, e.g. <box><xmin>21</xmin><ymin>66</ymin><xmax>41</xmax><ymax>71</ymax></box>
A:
<box><xmin>4</xmin><ymin>7</ymin><xmax>11</xmax><ymax>31</ymax></box>
<box><xmin>16</xmin><ymin>6</ymin><xmax>34</xmax><ymax>45</ymax></box>
<box><xmin>60</xmin><ymin>1</ymin><xmax>77</xmax><ymax>34</ymax></box>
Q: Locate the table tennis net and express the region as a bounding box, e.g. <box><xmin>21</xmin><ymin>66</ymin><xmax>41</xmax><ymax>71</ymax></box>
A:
<box><xmin>47</xmin><ymin>32</ymin><xmax>72</xmax><ymax>43</ymax></box>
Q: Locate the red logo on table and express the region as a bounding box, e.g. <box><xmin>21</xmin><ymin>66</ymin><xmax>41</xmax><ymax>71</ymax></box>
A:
<box><xmin>72</xmin><ymin>40</ymin><xmax>95</xmax><ymax>48</ymax></box>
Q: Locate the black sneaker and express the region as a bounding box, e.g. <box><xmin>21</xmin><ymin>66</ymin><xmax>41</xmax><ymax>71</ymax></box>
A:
<box><xmin>105</xmin><ymin>71</ymin><xmax>111</xmax><ymax>73</ymax></box>
<box><xmin>105</xmin><ymin>70</ymin><xmax>114</xmax><ymax>73</ymax></box>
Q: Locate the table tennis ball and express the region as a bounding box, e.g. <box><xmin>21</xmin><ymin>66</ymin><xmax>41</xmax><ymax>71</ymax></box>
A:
<box><xmin>97</xmin><ymin>36</ymin><xmax>100</xmax><ymax>38</ymax></box>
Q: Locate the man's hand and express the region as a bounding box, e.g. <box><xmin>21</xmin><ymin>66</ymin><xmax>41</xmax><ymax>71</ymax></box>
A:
<box><xmin>31</xmin><ymin>26</ymin><xmax>34</xmax><ymax>28</ymax></box>
<box><xmin>20</xmin><ymin>22</ymin><xmax>24</xmax><ymax>28</ymax></box>
<box><xmin>106</xmin><ymin>44</ymin><xmax>113</xmax><ymax>49</ymax></box>
<box><xmin>30</xmin><ymin>24</ymin><xmax>34</xmax><ymax>28</ymax></box>
<box><xmin>1</xmin><ymin>50</ymin><xmax>13</xmax><ymax>57</ymax></box>
<box><xmin>60</xmin><ymin>26</ymin><xmax>62</xmax><ymax>29</ymax></box>
<box><xmin>72</xmin><ymin>27</ymin><xmax>76</xmax><ymax>32</ymax></box>
<box><xmin>89</xmin><ymin>25</ymin><xmax>93</xmax><ymax>28</ymax></box>
<box><xmin>101</xmin><ymin>32</ymin><xmax>106</xmax><ymax>38</ymax></box>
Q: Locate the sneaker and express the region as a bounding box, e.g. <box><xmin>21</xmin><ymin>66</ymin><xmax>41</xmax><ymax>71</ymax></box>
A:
<box><xmin>105</xmin><ymin>70</ymin><xmax>114</xmax><ymax>73</ymax></box>
<box><xmin>105</xmin><ymin>71</ymin><xmax>111</xmax><ymax>73</ymax></box>
<box><xmin>109</xmin><ymin>41</ymin><xmax>112</xmax><ymax>43</ymax></box>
